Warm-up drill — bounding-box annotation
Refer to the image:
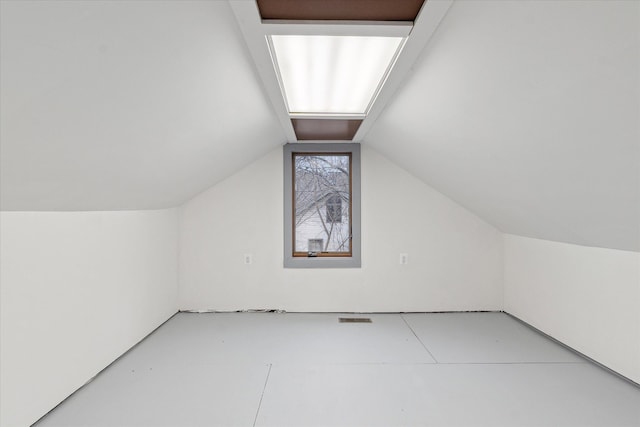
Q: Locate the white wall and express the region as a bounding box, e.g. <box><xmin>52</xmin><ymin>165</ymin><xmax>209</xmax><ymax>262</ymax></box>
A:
<box><xmin>179</xmin><ymin>146</ymin><xmax>503</xmax><ymax>312</ymax></box>
<box><xmin>504</xmin><ymin>234</ymin><xmax>640</xmax><ymax>384</ymax></box>
<box><xmin>0</xmin><ymin>209</ymin><xmax>179</xmax><ymax>427</ymax></box>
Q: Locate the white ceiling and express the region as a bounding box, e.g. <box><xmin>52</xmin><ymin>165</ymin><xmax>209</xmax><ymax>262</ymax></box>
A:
<box><xmin>0</xmin><ymin>0</ymin><xmax>285</xmax><ymax>210</ymax></box>
<box><xmin>366</xmin><ymin>0</ymin><xmax>639</xmax><ymax>252</ymax></box>
<box><xmin>1</xmin><ymin>1</ymin><xmax>637</xmax><ymax>251</ymax></box>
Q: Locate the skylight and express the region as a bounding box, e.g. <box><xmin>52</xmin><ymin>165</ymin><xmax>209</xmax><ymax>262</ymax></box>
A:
<box><xmin>269</xmin><ymin>35</ymin><xmax>404</xmax><ymax>116</ymax></box>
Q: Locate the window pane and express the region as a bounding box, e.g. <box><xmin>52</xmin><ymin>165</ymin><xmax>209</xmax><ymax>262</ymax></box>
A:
<box><xmin>294</xmin><ymin>154</ymin><xmax>351</xmax><ymax>253</ymax></box>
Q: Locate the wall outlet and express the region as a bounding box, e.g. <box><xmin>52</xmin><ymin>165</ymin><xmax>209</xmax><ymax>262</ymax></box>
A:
<box><xmin>400</xmin><ymin>253</ymin><xmax>408</xmax><ymax>265</ymax></box>
<box><xmin>243</xmin><ymin>254</ymin><xmax>252</xmax><ymax>265</ymax></box>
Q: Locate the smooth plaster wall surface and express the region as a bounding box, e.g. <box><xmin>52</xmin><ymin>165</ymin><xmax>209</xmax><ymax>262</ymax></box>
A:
<box><xmin>0</xmin><ymin>210</ymin><xmax>179</xmax><ymax>427</ymax></box>
<box><xmin>504</xmin><ymin>234</ymin><xmax>640</xmax><ymax>384</ymax></box>
<box><xmin>179</xmin><ymin>146</ymin><xmax>503</xmax><ymax>312</ymax></box>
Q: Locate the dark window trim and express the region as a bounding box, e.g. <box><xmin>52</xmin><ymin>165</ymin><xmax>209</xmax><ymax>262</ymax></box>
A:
<box><xmin>283</xmin><ymin>143</ymin><xmax>361</xmax><ymax>268</ymax></box>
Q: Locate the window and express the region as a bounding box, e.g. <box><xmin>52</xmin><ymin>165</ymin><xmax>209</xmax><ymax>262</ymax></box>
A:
<box><xmin>284</xmin><ymin>143</ymin><xmax>361</xmax><ymax>268</ymax></box>
<box><xmin>294</xmin><ymin>154</ymin><xmax>350</xmax><ymax>254</ymax></box>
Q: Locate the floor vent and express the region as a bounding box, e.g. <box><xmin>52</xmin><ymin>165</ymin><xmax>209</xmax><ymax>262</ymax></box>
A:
<box><xmin>339</xmin><ymin>317</ymin><xmax>372</xmax><ymax>323</ymax></box>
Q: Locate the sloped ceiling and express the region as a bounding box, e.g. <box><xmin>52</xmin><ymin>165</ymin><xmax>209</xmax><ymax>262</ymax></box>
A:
<box><xmin>367</xmin><ymin>0</ymin><xmax>639</xmax><ymax>252</ymax></box>
<box><xmin>0</xmin><ymin>0</ymin><xmax>285</xmax><ymax>210</ymax></box>
<box><xmin>1</xmin><ymin>1</ymin><xmax>637</xmax><ymax>252</ymax></box>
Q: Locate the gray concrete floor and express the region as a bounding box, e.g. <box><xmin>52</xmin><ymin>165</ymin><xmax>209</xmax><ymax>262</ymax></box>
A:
<box><xmin>35</xmin><ymin>312</ymin><xmax>640</xmax><ymax>426</ymax></box>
